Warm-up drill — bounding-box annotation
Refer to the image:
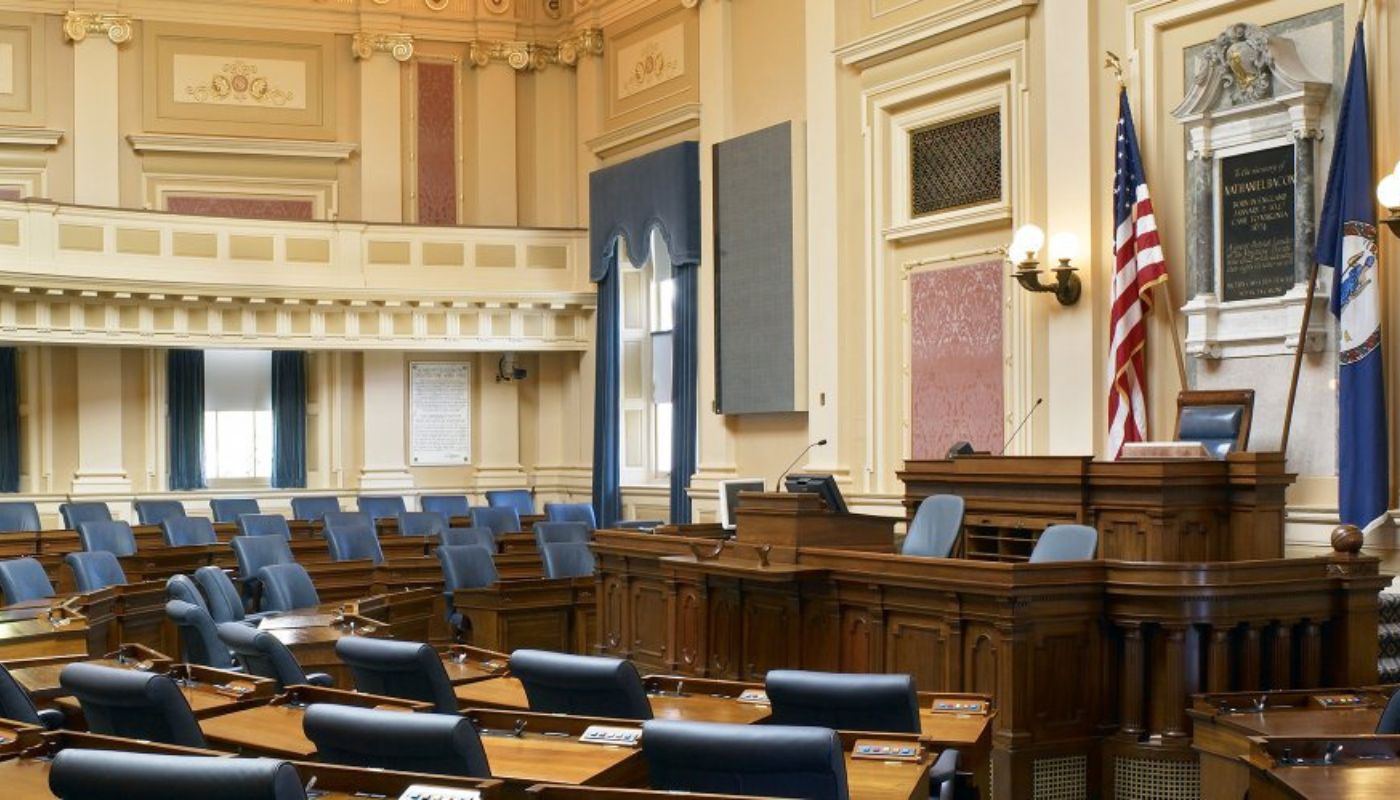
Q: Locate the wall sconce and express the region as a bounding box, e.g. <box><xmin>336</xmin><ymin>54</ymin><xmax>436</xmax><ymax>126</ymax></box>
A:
<box><xmin>1378</xmin><ymin>162</ymin><xmax>1400</xmax><ymax>239</ymax></box>
<box><xmin>1009</xmin><ymin>224</ymin><xmax>1082</xmax><ymax>306</ymax></box>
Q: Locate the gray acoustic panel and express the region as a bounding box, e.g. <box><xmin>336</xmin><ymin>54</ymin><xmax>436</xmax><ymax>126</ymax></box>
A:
<box><xmin>714</xmin><ymin>122</ymin><xmax>796</xmax><ymax>415</ymax></box>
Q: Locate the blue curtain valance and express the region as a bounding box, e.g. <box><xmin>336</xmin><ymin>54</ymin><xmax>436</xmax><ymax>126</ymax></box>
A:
<box><xmin>589</xmin><ymin>141</ymin><xmax>701</xmax><ymax>281</ymax></box>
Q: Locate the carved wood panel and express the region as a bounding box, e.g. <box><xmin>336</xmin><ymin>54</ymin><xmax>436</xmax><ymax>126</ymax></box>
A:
<box><xmin>886</xmin><ymin>612</ymin><xmax>952</xmax><ymax>690</ymax></box>
<box><xmin>800</xmin><ymin>594</ymin><xmax>841</xmax><ymax>672</ymax></box>
<box><xmin>840</xmin><ymin>606</ymin><xmax>875</xmax><ymax>673</ymax></box>
<box><xmin>628</xmin><ymin>578</ymin><xmax>669</xmax><ymax>672</ymax></box>
<box><xmin>674</xmin><ymin>582</ymin><xmax>706</xmax><ymax>674</ymax></box>
<box><xmin>598</xmin><ymin>567</ymin><xmax>627</xmax><ymax>656</ymax></box>
<box><xmin>741</xmin><ymin>588</ymin><xmax>800</xmax><ymax>681</ymax></box>
<box><xmin>707</xmin><ymin>581</ymin><xmax>741</xmax><ymax>680</ymax></box>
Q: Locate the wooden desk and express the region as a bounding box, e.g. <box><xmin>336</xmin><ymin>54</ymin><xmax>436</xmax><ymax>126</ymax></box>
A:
<box><xmin>4</xmin><ymin>644</ymin><xmax>173</xmax><ymax>700</ymax></box>
<box><xmin>528</xmin><ymin>786</ymin><xmax>771</xmax><ymax>800</ymax></box>
<box><xmin>455</xmin><ymin>675</ymin><xmax>530</xmax><ymax>711</ymax></box>
<box><xmin>453</xmin><ymin>578</ymin><xmax>594</xmax><ymax>653</ymax></box>
<box><xmin>289</xmin><ymin>761</ymin><xmax>502</xmax><ymax>800</ymax></box>
<box><xmin>1243</xmin><ymin>734</ymin><xmax>1400</xmax><ymax>799</ymax></box>
<box><xmin>441</xmin><ymin>644</ymin><xmax>511</xmax><ymax>685</ymax></box>
<box><xmin>255</xmin><ymin>608</ymin><xmax>391</xmax><ymax>689</ymax></box>
<box><xmin>0</xmin><ymin>728</ymin><xmax>234</xmax><ymax>799</ymax></box>
<box><xmin>54</xmin><ymin>663</ymin><xmax>274</xmax><ymax>722</ymax></box>
<box><xmin>454</xmin><ymin>675</ymin><xmax>771</xmax><ymax>725</ymax></box>
<box><xmin>0</xmin><ymin>599</ymin><xmax>93</xmax><ymax>661</ymax></box>
<box><xmin>199</xmin><ymin>685</ymin><xmax>430</xmax><ymax>757</ymax></box>
<box><xmin>464</xmin><ymin>710</ymin><xmax>646</xmax><ymax>789</ymax></box>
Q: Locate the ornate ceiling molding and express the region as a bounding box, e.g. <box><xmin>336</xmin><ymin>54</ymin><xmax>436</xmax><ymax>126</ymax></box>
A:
<box><xmin>467</xmin><ymin>28</ymin><xmax>603</xmax><ymax>71</ymax></box>
<box><xmin>62</xmin><ymin>11</ymin><xmax>133</xmax><ymax>45</ymax></box>
<box><xmin>353</xmin><ymin>32</ymin><xmax>416</xmax><ymax>63</ymax></box>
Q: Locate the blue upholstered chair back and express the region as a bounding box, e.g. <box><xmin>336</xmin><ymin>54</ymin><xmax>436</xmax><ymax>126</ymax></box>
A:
<box><xmin>0</xmin><ymin>502</ymin><xmax>40</xmax><ymax>533</ymax></box>
<box><xmin>305</xmin><ymin>704</ymin><xmax>491</xmax><ymax>778</ymax></box>
<box><xmin>218</xmin><ymin>621</ymin><xmax>313</xmax><ymax>690</ymax></box>
<box><xmin>1029</xmin><ymin>524</ymin><xmax>1099</xmax><ymax>563</ymax></box>
<box><xmin>509</xmin><ymin>649</ymin><xmax>652</xmax><ymax>720</ymax></box>
<box><xmin>470</xmin><ymin>506</ymin><xmax>520</xmax><ymax>537</ymax></box>
<box><xmin>765</xmin><ymin>670</ymin><xmax>920</xmax><ymax>734</ymax></box>
<box><xmin>48</xmin><ymin>750</ymin><xmax>304</xmax><ymax>800</ymax></box>
<box><xmin>399</xmin><ymin>511</ymin><xmax>448</xmax><ymax>537</ymax></box>
<box><xmin>357</xmin><ymin>495</ymin><xmax>407</xmax><ymax>521</ymax></box>
<box><xmin>901</xmin><ymin>494</ymin><xmax>964</xmax><ymax>559</ymax></box>
<box><xmin>211</xmin><ymin>498</ymin><xmax>261</xmax><ymax>523</ymax></box>
<box><xmin>1378</xmin><ymin>689</ymin><xmax>1400</xmax><ymax>734</ymax></box>
<box><xmin>65</xmin><ymin>551</ymin><xmax>128</xmax><ymax>592</ymax></box>
<box><xmin>643</xmin><ymin>719</ymin><xmax>850</xmax><ymax>800</ymax></box>
<box><xmin>485</xmin><ymin>489</ymin><xmax>534</xmax><ymax>516</ymax></box>
<box><xmin>421</xmin><ymin>494</ymin><xmax>471</xmax><ymax>519</ymax></box>
<box><xmin>1174</xmin><ymin>390</ymin><xmax>1253</xmax><ymax>460</ymax></box>
<box><xmin>231</xmin><ymin>535</ymin><xmax>294</xmax><ymax>582</ymax></box>
<box><xmin>77</xmin><ymin>520</ymin><xmax>138</xmax><ymax>557</ymax></box>
<box><xmin>0</xmin><ymin>662</ymin><xmax>60</xmax><ymax>729</ymax></box>
<box><xmin>438</xmin><ymin>545</ymin><xmax>498</xmax><ymax>593</ymax></box>
<box><xmin>335</xmin><ymin>637</ymin><xmax>458</xmax><ymax>714</ymax></box>
<box><xmin>324</xmin><ymin>516</ymin><xmax>385</xmax><ymax>565</ymax></box>
<box><xmin>194</xmin><ymin>566</ymin><xmax>247</xmax><ymax>624</ymax></box>
<box><xmin>161</xmin><ymin>516</ymin><xmax>217</xmax><ymax>547</ymax></box>
<box><xmin>290</xmin><ymin>495</ymin><xmax>340</xmax><ymax>522</ymax></box>
<box><xmin>441</xmin><ymin>527</ymin><xmax>495</xmax><ymax>550</ymax></box>
<box><xmin>237</xmin><ymin>514</ymin><xmax>292</xmax><ymax>540</ymax></box>
<box><xmin>534</xmin><ymin>521</ymin><xmax>591</xmax><ymax>548</ymax></box>
<box><xmin>58</xmin><ymin>663</ymin><xmax>207</xmax><ymax>748</ymax></box>
<box><xmin>0</xmin><ymin>557</ymin><xmax>55</xmax><ymax>604</ymax></box>
<box><xmin>134</xmin><ymin>500</ymin><xmax>187</xmax><ymax>526</ymax></box>
<box><xmin>165</xmin><ymin>574</ymin><xmax>207</xmax><ymax>611</ymax></box>
<box><xmin>257</xmin><ymin>563</ymin><xmax>320</xmax><ymax>612</ymax></box>
<box><xmin>60</xmin><ymin>501</ymin><xmax>111</xmax><ymax>530</ymax></box>
<box><xmin>544</xmin><ymin>502</ymin><xmax>597</xmax><ymax>531</ymax></box>
<box><xmin>166</xmin><ymin>599</ymin><xmax>235</xmax><ymax>670</ymax></box>
<box><xmin>540</xmin><ymin>541</ymin><xmax>595</xmax><ymax>579</ymax></box>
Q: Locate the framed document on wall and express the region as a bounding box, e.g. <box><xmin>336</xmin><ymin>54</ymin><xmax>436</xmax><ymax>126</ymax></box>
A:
<box><xmin>409</xmin><ymin>361</ymin><xmax>472</xmax><ymax>466</ymax></box>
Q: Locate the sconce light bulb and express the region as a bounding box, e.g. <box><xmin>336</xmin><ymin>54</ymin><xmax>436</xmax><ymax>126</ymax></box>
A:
<box><xmin>1011</xmin><ymin>224</ymin><xmax>1045</xmax><ymax>260</ymax></box>
<box><xmin>1378</xmin><ymin>174</ymin><xmax>1400</xmax><ymax>211</ymax></box>
<box><xmin>1049</xmin><ymin>232</ymin><xmax>1081</xmax><ymax>265</ymax></box>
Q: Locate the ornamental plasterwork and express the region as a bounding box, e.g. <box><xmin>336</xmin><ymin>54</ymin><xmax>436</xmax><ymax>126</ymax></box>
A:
<box><xmin>352</xmin><ymin>32</ymin><xmax>416</xmax><ymax>63</ymax></box>
<box><xmin>62</xmin><ymin>11</ymin><xmax>133</xmax><ymax>45</ymax></box>
<box><xmin>467</xmin><ymin>28</ymin><xmax>603</xmax><ymax>71</ymax></box>
<box><xmin>619</xmin><ymin>40</ymin><xmax>680</xmax><ymax>97</ymax></box>
<box><xmin>185</xmin><ymin>61</ymin><xmax>295</xmax><ymax>106</ymax></box>
<box><xmin>1174</xmin><ymin>22</ymin><xmax>1324</xmax><ymax>116</ymax></box>
<box><xmin>482</xmin><ymin>0</ymin><xmax>510</xmax><ymax>13</ymax></box>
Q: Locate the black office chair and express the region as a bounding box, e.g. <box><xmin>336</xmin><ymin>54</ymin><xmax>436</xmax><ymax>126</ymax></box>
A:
<box><xmin>766</xmin><ymin>670</ymin><xmax>919</xmax><ymax>733</ymax></box>
<box><xmin>64</xmin><ymin>551</ymin><xmax>128</xmax><ymax>592</ymax></box>
<box><xmin>441</xmin><ymin>527</ymin><xmax>496</xmax><ymax>550</ymax></box>
<box><xmin>237</xmin><ymin>514</ymin><xmax>292</xmax><ymax>540</ymax></box>
<box><xmin>165</xmin><ymin>573</ymin><xmax>207</xmax><ymax>610</ymax></box>
<box><xmin>421</xmin><ymin>494</ymin><xmax>471</xmax><ymax>519</ymax></box>
<box><xmin>257</xmin><ymin>563</ymin><xmax>321</xmax><ymax>612</ymax></box>
<box><xmin>290</xmin><ymin>496</ymin><xmax>340</xmax><ymax>522</ymax></box>
<box><xmin>324</xmin><ymin>517</ymin><xmax>385</xmax><ymax>565</ymax></box>
<box><xmin>534</xmin><ymin>521</ymin><xmax>591</xmax><ymax>547</ymax></box>
<box><xmin>231</xmin><ymin>534</ymin><xmax>295</xmax><ymax>609</ymax></box>
<box><xmin>399</xmin><ymin>511</ymin><xmax>448</xmax><ymax>537</ymax></box>
<box><xmin>0</xmin><ymin>663</ymin><xmax>64</xmax><ymax>730</ymax></box>
<box><xmin>162</xmin><ymin>516</ymin><xmax>218</xmax><ymax>547</ymax></box>
<box><xmin>901</xmin><ymin>495</ymin><xmax>964</xmax><ymax>559</ymax></box>
<box><xmin>470</xmin><ymin>507</ymin><xmax>520</xmax><ymax>537</ymax></box>
<box><xmin>194</xmin><ymin>566</ymin><xmax>254</xmax><ymax>624</ymax></box>
<box><xmin>58</xmin><ymin>663</ymin><xmax>207</xmax><ymax>748</ymax></box>
<box><xmin>1029</xmin><ymin>525</ymin><xmax>1099</xmax><ymax>563</ymax></box>
<box><xmin>303</xmin><ymin>704</ymin><xmax>491</xmax><ymax>777</ymax></box>
<box><xmin>0</xmin><ymin>501</ymin><xmax>40</xmax><ymax>533</ymax></box>
<box><xmin>166</xmin><ymin>599</ymin><xmax>236</xmax><ymax>670</ymax></box>
<box><xmin>134</xmin><ymin>500</ymin><xmax>187</xmax><ymax>527</ymax></box>
<box><xmin>508</xmin><ymin>649</ymin><xmax>652</xmax><ymax>720</ymax></box>
<box><xmin>357</xmin><ymin>496</ymin><xmax>407</xmax><ymax>521</ymax></box>
<box><xmin>643</xmin><ymin>719</ymin><xmax>850</xmax><ymax>800</ymax></box>
<box><xmin>540</xmin><ymin>541</ymin><xmax>596</xmax><ymax>579</ymax></box>
<box><xmin>48</xmin><ymin>749</ymin><xmax>306</xmax><ymax>800</ymax></box>
<box><xmin>211</xmin><ymin>498</ymin><xmax>261</xmax><ymax>523</ymax></box>
<box><xmin>0</xmin><ymin>556</ymin><xmax>56</xmax><ymax>604</ymax></box>
<box><xmin>1378</xmin><ymin>689</ymin><xmax>1400</xmax><ymax>734</ymax></box>
<box><xmin>335</xmin><ymin>637</ymin><xmax>459</xmax><ymax>714</ymax></box>
<box><xmin>77</xmin><ymin>519</ymin><xmax>138</xmax><ymax>557</ymax></box>
<box><xmin>218</xmin><ymin>622</ymin><xmax>333</xmax><ymax>690</ymax></box>
<box><xmin>59</xmin><ymin>501</ymin><xmax>111</xmax><ymax>530</ymax></box>
<box><xmin>544</xmin><ymin>502</ymin><xmax>597</xmax><ymax>531</ymax></box>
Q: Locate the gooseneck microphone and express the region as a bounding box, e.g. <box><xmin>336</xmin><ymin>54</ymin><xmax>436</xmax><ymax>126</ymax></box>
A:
<box><xmin>775</xmin><ymin>439</ymin><xmax>829</xmax><ymax>491</ymax></box>
<box><xmin>999</xmin><ymin>398</ymin><xmax>1044</xmax><ymax>455</ymax></box>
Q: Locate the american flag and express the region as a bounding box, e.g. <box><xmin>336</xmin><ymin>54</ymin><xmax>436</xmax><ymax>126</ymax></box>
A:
<box><xmin>1107</xmin><ymin>89</ymin><xmax>1169</xmax><ymax>459</ymax></box>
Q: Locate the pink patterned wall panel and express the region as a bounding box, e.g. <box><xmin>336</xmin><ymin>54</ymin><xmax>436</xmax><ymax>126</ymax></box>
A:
<box><xmin>166</xmin><ymin>195</ymin><xmax>315</xmax><ymax>221</ymax></box>
<box><xmin>416</xmin><ymin>61</ymin><xmax>458</xmax><ymax>225</ymax></box>
<box><xmin>910</xmin><ymin>261</ymin><xmax>1004</xmax><ymax>458</ymax></box>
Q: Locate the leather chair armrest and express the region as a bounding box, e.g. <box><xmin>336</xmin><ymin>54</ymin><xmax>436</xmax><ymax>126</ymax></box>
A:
<box><xmin>928</xmin><ymin>748</ymin><xmax>959</xmax><ymax>798</ymax></box>
<box><xmin>305</xmin><ymin>672</ymin><xmax>335</xmax><ymax>688</ymax></box>
<box><xmin>37</xmin><ymin>708</ymin><xmax>66</xmax><ymax>731</ymax></box>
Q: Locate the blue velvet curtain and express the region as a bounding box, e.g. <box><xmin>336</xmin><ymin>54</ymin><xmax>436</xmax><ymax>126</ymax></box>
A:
<box><xmin>591</xmin><ymin>264</ymin><xmax>622</xmax><ymax>528</ymax></box>
<box><xmin>669</xmin><ymin>264</ymin><xmax>699</xmax><ymax>523</ymax></box>
<box><xmin>0</xmin><ymin>348</ymin><xmax>18</xmax><ymax>493</ymax></box>
<box><xmin>271</xmin><ymin>350</ymin><xmax>307</xmax><ymax>489</ymax></box>
<box><xmin>166</xmin><ymin>350</ymin><xmax>205</xmax><ymax>490</ymax></box>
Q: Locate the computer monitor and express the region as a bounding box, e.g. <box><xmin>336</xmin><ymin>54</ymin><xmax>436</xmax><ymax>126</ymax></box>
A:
<box><xmin>718</xmin><ymin>478</ymin><xmax>766</xmax><ymax>531</ymax></box>
<box><xmin>784</xmin><ymin>474</ymin><xmax>848</xmax><ymax>514</ymax></box>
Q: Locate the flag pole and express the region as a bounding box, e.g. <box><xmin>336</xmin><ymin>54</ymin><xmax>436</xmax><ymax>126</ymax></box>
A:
<box><xmin>1280</xmin><ymin>263</ymin><xmax>1320</xmax><ymax>454</ymax></box>
<box><xmin>1106</xmin><ymin>52</ymin><xmax>1190</xmax><ymax>394</ymax></box>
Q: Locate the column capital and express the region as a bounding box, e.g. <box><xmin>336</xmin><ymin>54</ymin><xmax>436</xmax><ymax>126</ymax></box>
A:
<box><xmin>63</xmin><ymin>11</ymin><xmax>133</xmax><ymax>45</ymax></box>
<box><xmin>466</xmin><ymin>28</ymin><xmax>603</xmax><ymax>71</ymax></box>
<box><xmin>352</xmin><ymin>32</ymin><xmax>415</xmax><ymax>63</ymax></box>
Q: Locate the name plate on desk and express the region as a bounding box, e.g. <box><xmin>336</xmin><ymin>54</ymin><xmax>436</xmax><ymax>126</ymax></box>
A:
<box><xmin>1118</xmin><ymin>442</ymin><xmax>1211</xmax><ymax>460</ymax></box>
<box><xmin>931</xmin><ymin>699</ymin><xmax>986</xmax><ymax>715</ymax></box>
<box><xmin>579</xmin><ymin>725</ymin><xmax>641</xmax><ymax>747</ymax></box>
<box><xmin>852</xmin><ymin>739</ymin><xmax>923</xmax><ymax>762</ymax></box>
<box><xmin>736</xmin><ymin>689</ymin><xmax>769</xmax><ymax>704</ymax></box>
<box><xmin>1310</xmin><ymin>694</ymin><xmax>1366</xmax><ymax>709</ymax></box>
<box><xmin>399</xmin><ymin>786</ymin><xmax>481</xmax><ymax>800</ymax></box>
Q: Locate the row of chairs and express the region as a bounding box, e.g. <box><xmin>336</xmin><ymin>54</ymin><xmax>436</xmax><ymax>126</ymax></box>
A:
<box><xmin>900</xmin><ymin>494</ymin><xmax>1099</xmax><ymax>562</ymax></box>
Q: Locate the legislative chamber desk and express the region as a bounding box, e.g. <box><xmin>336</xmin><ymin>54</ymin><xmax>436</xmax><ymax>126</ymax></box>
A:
<box><xmin>1241</xmin><ymin>734</ymin><xmax>1400</xmax><ymax>799</ymax></box>
<box><xmin>592</xmin><ymin>481</ymin><xmax>1388</xmax><ymax>800</ymax></box>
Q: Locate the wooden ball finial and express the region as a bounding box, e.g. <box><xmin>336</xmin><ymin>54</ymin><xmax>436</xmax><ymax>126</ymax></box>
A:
<box><xmin>1330</xmin><ymin>524</ymin><xmax>1365</xmax><ymax>555</ymax></box>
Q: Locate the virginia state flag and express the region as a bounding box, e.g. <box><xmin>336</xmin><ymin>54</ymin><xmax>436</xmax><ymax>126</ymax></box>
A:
<box><xmin>1320</xmin><ymin>24</ymin><xmax>1388</xmax><ymax>531</ymax></box>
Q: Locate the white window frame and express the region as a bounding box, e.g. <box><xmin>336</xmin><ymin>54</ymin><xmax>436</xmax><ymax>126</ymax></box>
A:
<box><xmin>203</xmin><ymin>349</ymin><xmax>274</xmax><ymax>489</ymax></box>
<box><xmin>619</xmin><ymin>234</ymin><xmax>675</xmax><ymax>488</ymax></box>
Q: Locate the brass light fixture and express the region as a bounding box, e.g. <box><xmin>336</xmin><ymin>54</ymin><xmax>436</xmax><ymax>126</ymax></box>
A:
<box><xmin>1009</xmin><ymin>224</ymin><xmax>1082</xmax><ymax>306</ymax></box>
<box><xmin>1378</xmin><ymin>161</ymin><xmax>1400</xmax><ymax>239</ymax></box>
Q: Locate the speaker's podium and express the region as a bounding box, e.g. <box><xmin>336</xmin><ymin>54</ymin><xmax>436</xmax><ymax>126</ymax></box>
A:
<box><xmin>734</xmin><ymin>492</ymin><xmax>896</xmax><ymax>551</ymax></box>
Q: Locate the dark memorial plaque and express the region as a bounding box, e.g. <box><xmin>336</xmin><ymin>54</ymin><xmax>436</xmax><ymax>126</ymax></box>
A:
<box><xmin>1220</xmin><ymin>144</ymin><xmax>1296</xmax><ymax>301</ymax></box>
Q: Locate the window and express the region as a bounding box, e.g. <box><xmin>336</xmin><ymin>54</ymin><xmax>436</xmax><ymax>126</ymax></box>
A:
<box><xmin>619</xmin><ymin>230</ymin><xmax>675</xmax><ymax>486</ymax></box>
<box><xmin>203</xmin><ymin>350</ymin><xmax>273</xmax><ymax>484</ymax></box>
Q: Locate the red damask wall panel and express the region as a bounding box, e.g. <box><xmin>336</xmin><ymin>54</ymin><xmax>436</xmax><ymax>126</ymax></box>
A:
<box><xmin>165</xmin><ymin>196</ymin><xmax>315</xmax><ymax>221</ymax></box>
<box><xmin>909</xmin><ymin>260</ymin><xmax>1004</xmax><ymax>458</ymax></box>
<box><xmin>416</xmin><ymin>61</ymin><xmax>458</xmax><ymax>225</ymax></box>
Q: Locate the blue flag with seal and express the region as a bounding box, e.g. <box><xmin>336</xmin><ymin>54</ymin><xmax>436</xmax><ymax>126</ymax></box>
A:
<box><xmin>1320</xmin><ymin>23</ymin><xmax>1388</xmax><ymax>531</ymax></box>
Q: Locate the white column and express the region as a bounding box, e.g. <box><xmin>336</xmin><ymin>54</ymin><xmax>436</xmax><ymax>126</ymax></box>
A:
<box><xmin>67</xmin><ymin>14</ymin><xmax>128</xmax><ymax>207</ymax></box>
<box><xmin>359</xmin><ymin>351</ymin><xmax>414</xmax><ymax>490</ymax></box>
<box><xmin>475</xmin><ymin>352</ymin><xmax>528</xmax><ymax>489</ymax></box>
<box><xmin>72</xmin><ymin>347</ymin><xmax>131</xmax><ymax>496</ymax></box>
<box><xmin>359</xmin><ymin>51</ymin><xmax>405</xmax><ymax>223</ymax></box>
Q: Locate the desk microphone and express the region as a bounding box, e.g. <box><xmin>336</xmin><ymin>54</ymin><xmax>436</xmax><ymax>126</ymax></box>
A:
<box><xmin>999</xmin><ymin>398</ymin><xmax>1043</xmax><ymax>455</ymax></box>
<box><xmin>776</xmin><ymin>439</ymin><xmax>828</xmax><ymax>491</ymax></box>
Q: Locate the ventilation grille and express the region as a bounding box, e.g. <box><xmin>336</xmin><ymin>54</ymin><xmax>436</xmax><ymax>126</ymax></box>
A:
<box><xmin>1032</xmin><ymin>754</ymin><xmax>1088</xmax><ymax>800</ymax></box>
<box><xmin>1114</xmin><ymin>756</ymin><xmax>1200</xmax><ymax>800</ymax></box>
<box><xmin>910</xmin><ymin>109</ymin><xmax>1002</xmax><ymax>216</ymax></box>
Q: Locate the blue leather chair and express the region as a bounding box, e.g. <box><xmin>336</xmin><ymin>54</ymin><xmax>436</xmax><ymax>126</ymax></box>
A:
<box><xmin>485</xmin><ymin>489</ymin><xmax>534</xmax><ymax>516</ymax></box>
<box><xmin>399</xmin><ymin>511</ymin><xmax>448</xmax><ymax>537</ymax></box>
<box><xmin>544</xmin><ymin>502</ymin><xmax>597</xmax><ymax>531</ymax></box>
<box><xmin>257</xmin><ymin>563</ymin><xmax>320</xmax><ymax>613</ymax></box>
<box><xmin>237</xmin><ymin>513</ymin><xmax>292</xmax><ymax>540</ymax></box>
<box><xmin>1378</xmin><ymin>689</ymin><xmax>1400</xmax><ymax>734</ymax></box>
<box><xmin>58</xmin><ymin>663</ymin><xmax>207</xmax><ymax>748</ymax></box>
<box><xmin>471</xmin><ymin>506</ymin><xmax>520</xmax><ymax>537</ymax></box>
<box><xmin>165</xmin><ymin>574</ymin><xmax>207</xmax><ymax>610</ymax></box>
<box><xmin>901</xmin><ymin>495</ymin><xmax>964</xmax><ymax>559</ymax></box>
<box><xmin>335</xmin><ymin>637</ymin><xmax>459</xmax><ymax>714</ymax></box>
<box><xmin>323</xmin><ymin>511</ymin><xmax>375</xmax><ymax>537</ymax></box>
<box><xmin>77</xmin><ymin>520</ymin><xmax>138</xmax><ymax>557</ymax></box>
<box><xmin>438</xmin><ymin>545</ymin><xmax>497</xmax><ymax>636</ymax></box>
<box><xmin>0</xmin><ymin>663</ymin><xmax>64</xmax><ymax>729</ymax></box>
<box><xmin>0</xmin><ymin>502</ymin><xmax>40</xmax><ymax>533</ymax></box>
<box><xmin>304</xmin><ymin>704</ymin><xmax>491</xmax><ymax>778</ymax></box>
<box><xmin>48</xmin><ymin>750</ymin><xmax>305</xmax><ymax>800</ymax></box>
<box><xmin>441</xmin><ymin>527</ymin><xmax>496</xmax><ymax>550</ymax></box>
<box><xmin>420</xmin><ymin>494</ymin><xmax>471</xmax><ymax>519</ymax></box>
<box><xmin>509</xmin><ymin>649</ymin><xmax>651</xmax><ymax>720</ymax></box>
<box><xmin>643</xmin><ymin>719</ymin><xmax>850</xmax><ymax>800</ymax></box>
<box><xmin>231</xmin><ymin>535</ymin><xmax>295</xmax><ymax>610</ymax></box>
<box><xmin>65</xmin><ymin>551</ymin><xmax>127</xmax><ymax>592</ymax></box>
<box><xmin>766</xmin><ymin>670</ymin><xmax>918</xmax><ymax>733</ymax></box>
<box><xmin>540</xmin><ymin>541</ymin><xmax>595</xmax><ymax>579</ymax></box>
<box><xmin>59</xmin><ymin>501</ymin><xmax>111</xmax><ymax>530</ymax></box>
<box><xmin>1175</xmin><ymin>390</ymin><xmax>1253</xmax><ymax>460</ymax></box>
<box><xmin>166</xmin><ymin>600</ymin><xmax>235</xmax><ymax>670</ymax></box>
<box><xmin>218</xmin><ymin>622</ymin><xmax>332</xmax><ymax>690</ymax></box>
<box><xmin>211</xmin><ymin>498</ymin><xmax>261</xmax><ymax>523</ymax></box>
<box><xmin>1029</xmin><ymin>524</ymin><xmax>1099</xmax><ymax>563</ymax></box>
<box><xmin>324</xmin><ymin>520</ymin><xmax>385</xmax><ymax>565</ymax></box>
<box><xmin>534</xmin><ymin>521</ymin><xmax>591</xmax><ymax>548</ymax></box>
<box><xmin>0</xmin><ymin>556</ymin><xmax>56</xmax><ymax>604</ymax></box>
<box><xmin>134</xmin><ymin>500</ymin><xmax>187</xmax><ymax>527</ymax></box>
<box><xmin>357</xmin><ymin>496</ymin><xmax>407</xmax><ymax>521</ymax></box>
<box><xmin>290</xmin><ymin>496</ymin><xmax>340</xmax><ymax>522</ymax></box>
<box><xmin>194</xmin><ymin>566</ymin><xmax>254</xmax><ymax>624</ymax></box>
<box><xmin>161</xmin><ymin>516</ymin><xmax>218</xmax><ymax>547</ymax></box>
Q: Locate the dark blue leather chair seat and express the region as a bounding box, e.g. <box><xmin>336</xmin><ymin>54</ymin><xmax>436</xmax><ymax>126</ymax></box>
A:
<box><xmin>58</xmin><ymin>663</ymin><xmax>206</xmax><ymax>748</ymax></box>
<box><xmin>335</xmin><ymin>637</ymin><xmax>458</xmax><ymax>714</ymax></box>
<box><xmin>211</xmin><ymin>498</ymin><xmax>261</xmax><ymax>523</ymax></box>
<box><xmin>509</xmin><ymin>649</ymin><xmax>651</xmax><ymax>720</ymax></box>
<box><xmin>0</xmin><ymin>556</ymin><xmax>56</xmax><ymax>604</ymax></box>
<box><xmin>304</xmin><ymin>704</ymin><xmax>490</xmax><ymax>777</ymax></box>
<box><xmin>48</xmin><ymin>749</ymin><xmax>304</xmax><ymax>800</ymax></box>
<box><xmin>421</xmin><ymin>494</ymin><xmax>471</xmax><ymax>519</ymax></box>
<box><xmin>643</xmin><ymin>719</ymin><xmax>850</xmax><ymax>800</ymax></box>
<box><xmin>765</xmin><ymin>670</ymin><xmax>920</xmax><ymax>733</ymax></box>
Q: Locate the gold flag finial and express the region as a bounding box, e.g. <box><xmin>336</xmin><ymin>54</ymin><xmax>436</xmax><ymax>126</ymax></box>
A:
<box><xmin>1104</xmin><ymin>51</ymin><xmax>1127</xmax><ymax>89</ymax></box>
